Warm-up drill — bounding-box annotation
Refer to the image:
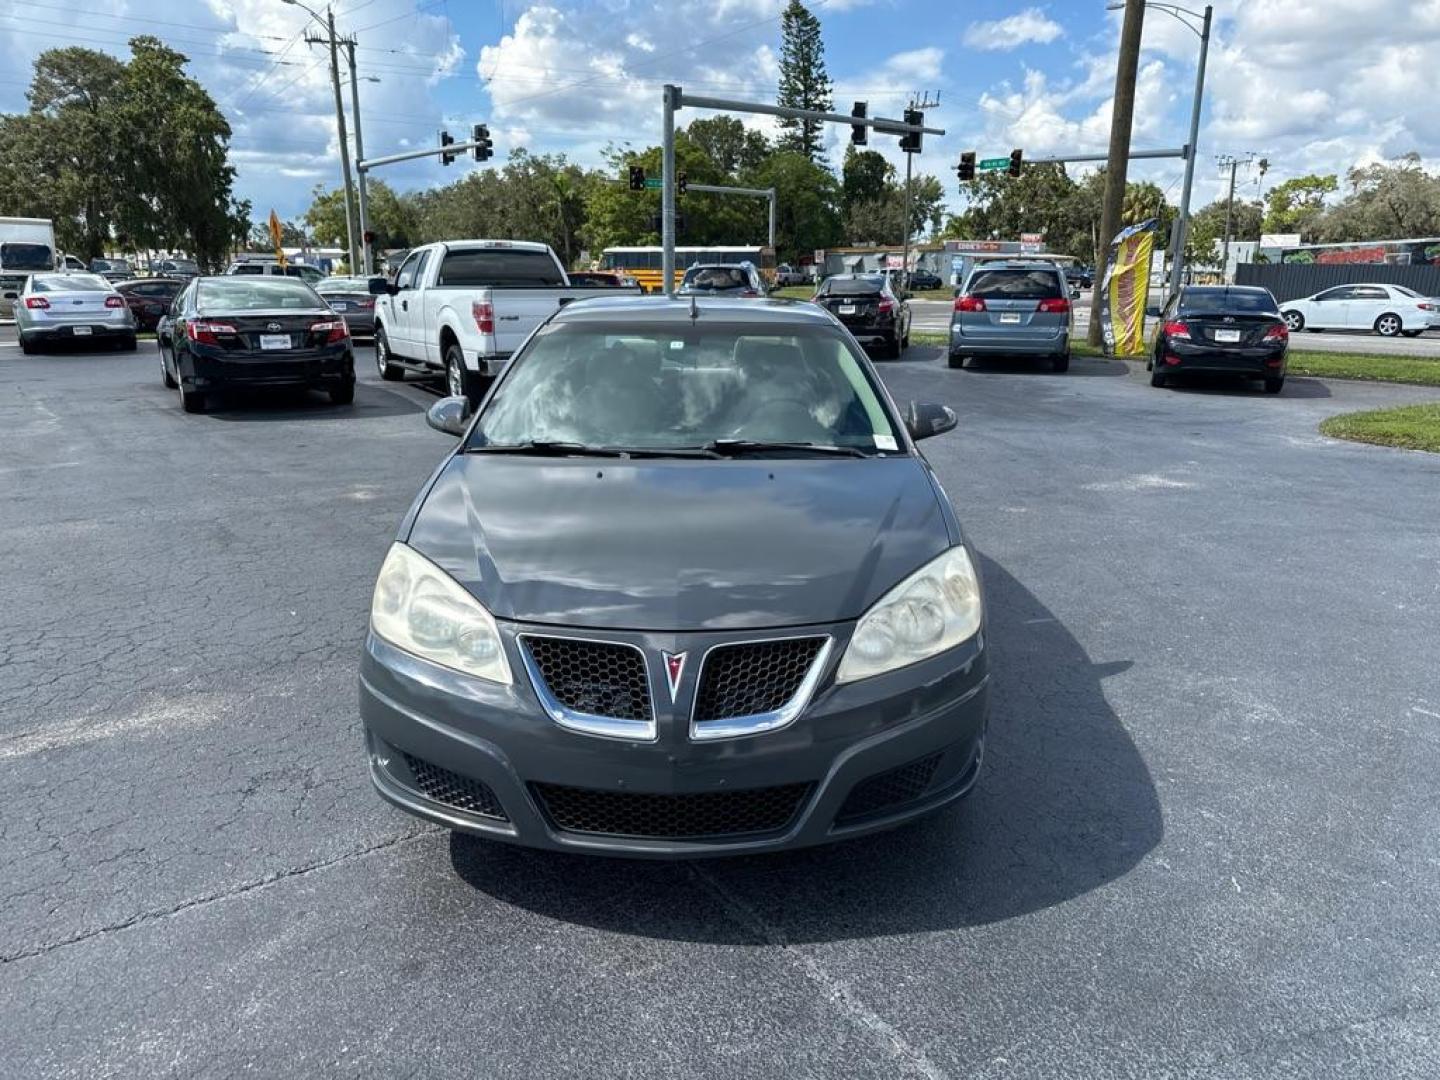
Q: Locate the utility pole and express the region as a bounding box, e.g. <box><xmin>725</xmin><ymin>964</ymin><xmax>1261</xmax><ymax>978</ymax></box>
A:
<box><xmin>1088</xmin><ymin>0</ymin><xmax>1146</xmax><ymax>347</ymax></box>
<box><xmin>901</xmin><ymin>92</ymin><xmax>940</xmax><ymax>286</ymax></box>
<box><xmin>1216</xmin><ymin>152</ymin><xmax>1252</xmax><ymax>283</ymax></box>
<box><xmin>343</xmin><ymin>36</ymin><xmax>371</xmax><ymax>275</ymax></box>
<box><xmin>1166</xmin><ymin>3</ymin><xmax>1212</xmax><ymax>295</ymax></box>
<box><xmin>324</xmin><ymin>9</ymin><xmax>358</xmax><ymax>272</ymax></box>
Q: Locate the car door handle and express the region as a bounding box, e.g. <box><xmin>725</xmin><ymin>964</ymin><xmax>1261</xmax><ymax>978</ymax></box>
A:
<box><xmin>401</xmin><ymin>299</ymin><xmax>408</xmax><ymax>311</ymax></box>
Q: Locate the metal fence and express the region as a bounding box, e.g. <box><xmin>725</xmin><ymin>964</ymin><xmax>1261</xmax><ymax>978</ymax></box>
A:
<box><xmin>1234</xmin><ymin>263</ymin><xmax>1440</xmax><ymax>302</ymax></box>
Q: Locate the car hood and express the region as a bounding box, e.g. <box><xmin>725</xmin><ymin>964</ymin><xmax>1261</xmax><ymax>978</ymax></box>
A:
<box><xmin>404</xmin><ymin>455</ymin><xmax>954</xmax><ymax>632</ymax></box>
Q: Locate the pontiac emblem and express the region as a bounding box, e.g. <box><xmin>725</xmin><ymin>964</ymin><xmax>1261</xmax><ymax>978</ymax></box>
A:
<box><xmin>662</xmin><ymin>651</ymin><xmax>687</xmax><ymax>702</ymax></box>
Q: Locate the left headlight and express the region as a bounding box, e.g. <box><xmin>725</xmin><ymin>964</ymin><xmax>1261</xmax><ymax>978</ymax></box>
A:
<box><xmin>369</xmin><ymin>542</ymin><xmax>512</xmax><ymax>685</ymax></box>
<box><xmin>835</xmin><ymin>546</ymin><xmax>983</xmax><ymax>685</ymax></box>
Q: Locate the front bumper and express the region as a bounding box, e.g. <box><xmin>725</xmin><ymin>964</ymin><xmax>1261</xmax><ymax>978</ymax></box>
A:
<box><xmin>186</xmin><ymin>345</ymin><xmax>355</xmax><ymax>389</ymax></box>
<box><xmin>360</xmin><ymin>623</ymin><xmax>989</xmax><ymax>857</ymax></box>
<box><xmin>1162</xmin><ymin>340</ymin><xmax>1286</xmax><ymax>375</ymax></box>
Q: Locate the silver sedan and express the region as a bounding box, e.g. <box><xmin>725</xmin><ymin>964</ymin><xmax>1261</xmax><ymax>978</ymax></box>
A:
<box><xmin>16</xmin><ymin>273</ymin><xmax>137</xmax><ymax>354</ymax></box>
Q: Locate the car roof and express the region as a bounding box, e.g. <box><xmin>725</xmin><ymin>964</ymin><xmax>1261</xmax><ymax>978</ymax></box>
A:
<box><xmin>970</xmin><ymin>261</ymin><xmax>1064</xmax><ymax>271</ymax></box>
<box><xmin>550</xmin><ymin>295</ymin><xmax>837</xmax><ymax>326</ymax></box>
<box><xmin>1182</xmin><ymin>285</ymin><xmax>1271</xmax><ymax>295</ymax></box>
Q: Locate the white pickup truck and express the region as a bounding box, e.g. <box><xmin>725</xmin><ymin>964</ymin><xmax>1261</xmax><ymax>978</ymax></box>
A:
<box><xmin>369</xmin><ymin>239</ymin><xmax>639</xmax><ymax>403</ymax></box>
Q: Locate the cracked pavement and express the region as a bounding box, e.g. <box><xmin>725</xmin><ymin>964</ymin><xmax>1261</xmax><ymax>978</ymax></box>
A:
<box><xmin>1</xmin><ymin>328</ymin><xmax>1438</xmax><ymax>1078</ymax></box>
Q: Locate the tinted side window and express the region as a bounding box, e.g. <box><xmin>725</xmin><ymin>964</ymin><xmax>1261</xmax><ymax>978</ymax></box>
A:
<box><xmin>395</xmin><ymin>252</ymin><xmax>423</xmax><ymax>289</ymax></box>
<box><xmin>1314</xmin><ymin>287</ymin><xmax>1352</xmax><ymax>302</ymax></box>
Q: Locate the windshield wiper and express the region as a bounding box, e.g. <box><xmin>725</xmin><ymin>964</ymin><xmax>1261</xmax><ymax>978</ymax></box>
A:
<box><xmin>465</xmin><ymin>440</ymin><xmax>628</xmax><ymax>458</ymax></box>
<box><xmin>701</xmin><ymin>439</ymin><xmax>871</xmax><ymax>458</ymax></box>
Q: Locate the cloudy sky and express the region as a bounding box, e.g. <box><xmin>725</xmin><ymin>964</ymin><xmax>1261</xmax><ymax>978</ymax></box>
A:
<box><xmin>2</xmin><ymin>0</ymin><xmax>1438</xmax><ymax>228</ymax></box>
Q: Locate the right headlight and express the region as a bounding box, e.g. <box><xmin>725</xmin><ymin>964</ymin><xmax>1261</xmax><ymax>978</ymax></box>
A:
<box><xmin>369</xmin><ymin>542</ymin><xmax>512</xmax><ymax>685</ymax></box>
<box><xmin>835</xmin><ymin>545</ymin><xmax>983</xmax><ymax>684</ymax></box>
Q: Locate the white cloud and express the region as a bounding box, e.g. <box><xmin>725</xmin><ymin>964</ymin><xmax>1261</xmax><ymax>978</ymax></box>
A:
<box><xmin>881</xmin><ymin>47</ymin><xmax>944</xmax><ymax>84</ymax></box>
<box><xmin>964</xmin><ymin>8</ymin><xmax>1063</xmax><ymax>52</ymax></box>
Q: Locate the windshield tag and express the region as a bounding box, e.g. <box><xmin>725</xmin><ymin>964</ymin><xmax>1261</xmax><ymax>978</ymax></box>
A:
<box><xmin>669</xmin><ymin>340</ymin><xmax>684</xmax><ymax>350</ymax></box>
<box><xmin>874</xmin><ymin>435</ymin><xmax>898</xmax><ymax>451</ymax></box>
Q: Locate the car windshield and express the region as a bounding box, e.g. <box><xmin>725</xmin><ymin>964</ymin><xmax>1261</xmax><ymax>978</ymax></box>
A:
<box><xmin>1</xmin><ymin>242</ymin><xmax>54</xmax><ymax>271</ymax></box>
<box><xmin>819</xmin><ymin>276</ymin><xmax>884</xmax><ymax>296</ymax></box>
<box><xmin>1181</xmin><ymin>289</ymin><xmax>1279</xmax><ymax>314</ymax></box>
<box><xmin>966</xmin><ymin>268</ymin><xmax>1063</xmax><ymax>299</ymax></box>
<box><xmin>682</xmin><ymin>267</ymin><xmax>749</xmax><ymax>291</ymax></box>
<box><xmin>198</xmin><ymin>278</ymin><xmax>324</xmax><ymax>310</ymax></box>
<box><xmin>31</xmin><ymin>274</ymin><xmax>109</xmax><ymax>292</ymax></box>
<box><xmin>471</xmin><ymin>322</ymin><xmax>901</xmax><ymax>454</ymax></box>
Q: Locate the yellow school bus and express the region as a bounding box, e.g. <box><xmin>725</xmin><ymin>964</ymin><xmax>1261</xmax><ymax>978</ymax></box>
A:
<box><xmin>600</xmin><ymin>246</ymin><xmax>776</xmax><ymax>293</ymax></box>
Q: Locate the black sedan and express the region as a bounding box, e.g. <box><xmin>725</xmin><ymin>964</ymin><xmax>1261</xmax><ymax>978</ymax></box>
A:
<box><xmin>813</xmin><ymin>273</ymin><xmax>912</xmax><ymax>358</ymax></box>
<box><xmin>159</xmin><ymin>276</ymin><xmax>355</xmax><ymax>413</ymax></box>
<box><xmin>1149</xmin><ymin>285</ymin><xmax>1289</xmax><ymax>393</ymax></box>
<box><xmin>907</xmin><ymin>269</ymin><xmax>943</xmax><ymax>291</ymax></box>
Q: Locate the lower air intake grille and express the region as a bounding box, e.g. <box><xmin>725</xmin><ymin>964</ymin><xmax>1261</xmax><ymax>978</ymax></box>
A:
<box><xmin>693</xmin><ymin>637</ymin><xmax>826</xmax><ymax>722</ymax></box>
<box><xmin>523</xmin><ymin>636</ymin><xmax>651</xmax><ymax>721</ymax></box>
<box><xmin>533</xmin><ymin>782</ymin><xmax>812</xmax><ymax>839</ymax></box>
<box><xmin>403</xmin><ymin>753</ymin><xmax>508</xmax><ymax>820</ymax></box>
<box><xmin>835</xmin><ymin>752</ymin><xmax>943</xmax><ymax>825</ymax></box>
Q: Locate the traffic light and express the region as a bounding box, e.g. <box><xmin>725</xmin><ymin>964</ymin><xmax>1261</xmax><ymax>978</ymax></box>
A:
<box><xmin>899</xmin><ymin>108</ymin><xmax>922</xmax><ymax>153</ymax></box>
<box><xmin>958</xmin><ymin>151</ymin><xmax>976</xmax><ymax>182</ymax></box>
<box><xmin>1008</xmin><ymin>148</ymin><xmax>1023</xmax><ymax>177</ymax></box>
<box><xmin>439</xmin><ymin>130</ymin><xmax>455</xmax><ymax>166</ymax></box>
<box><xmin>472</xmin><ymin>123</ymin><xmax>493</xmax><ymax>162</ymax></box>
<box><xmin>677</xmin><ymin>171</ymin><xmax>687</xmax><ymax>196</ymax></box>
<box><xmin>850</xmin><ymin>101</ymin><xmax>867</xmax><ymax>145</ymax></box>
<box><xmin>629</xmin><ymin>165</ymin><xmax>645</xmax><ymax>191</ymax></box>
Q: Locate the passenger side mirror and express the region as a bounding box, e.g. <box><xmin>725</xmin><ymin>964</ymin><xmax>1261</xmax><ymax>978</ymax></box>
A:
<box><xmin>426</xmin><ymin>396</ymin><xmax>471</xmax><ymax>437</ymax></box>
<box><xmin>904</xmin><ymin>401</ymin><xmax>958</xmax><ymax>441</ymax></box>
<box><xmin>369</xmin><ymin>275</ymin><xmax>398</xmax><ymax>296</ymax></box>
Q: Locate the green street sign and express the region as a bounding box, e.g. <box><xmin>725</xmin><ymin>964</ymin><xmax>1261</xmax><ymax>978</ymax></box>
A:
<box><xmin>979</xmin><ymin>157</ymin><xmax>1009</xmax><ymax>170</ymax></box>
<box><xmin>644</xmin><ymin>178</ymin><xmax>663</xmax><ymax>190</ymax></box>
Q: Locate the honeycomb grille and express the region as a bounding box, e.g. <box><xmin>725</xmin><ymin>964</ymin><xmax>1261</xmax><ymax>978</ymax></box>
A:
<box><xmin>533</xmin><ymin>782</ymin><xmax>813</xmax><ymax>839</ymax></box>
<box><xmin>524</xmin><ymin>636</ymin><xmax>651</xmax><ymax>721</ymax></box>
<box><xmin>834</xmin><ymin>752</ymin><xmax>943</xmax><ymax>825</ymax></box>
<box><xmin>693</xmin><ymin>637</ymin><xmax>826</xmax><ymax>723</ymax></box>
<box><xmin>402</xmin><ymin>753</ymin><xmax>508</xmax><ymax>820</ymax></box>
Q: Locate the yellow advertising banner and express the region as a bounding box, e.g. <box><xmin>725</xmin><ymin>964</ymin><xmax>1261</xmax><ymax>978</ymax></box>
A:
<box><xmin>1101</xmin><ymin>219</ymin><xmax>1157</xmax><ymax>356</ymax></box>
<box><xmin>267</xmin><ymin>209</ymin><xmax>288</xmax><ymax>269</ymax></box>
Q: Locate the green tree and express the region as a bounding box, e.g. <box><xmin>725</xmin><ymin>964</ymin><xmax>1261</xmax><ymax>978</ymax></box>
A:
<box><xmin>945</xmin><ymin>163</ymin><xmax>1092</xmax><ymax>259</ymax></box>
<box><xmin>1186</xmin><ymin>198</ymin><xmax>1263</xmax><ymax>264</ymax></box>
<box><xmin>747</xmin><ymin>150</ymin><xmax>842</xmax><ymax>258</ymax></box>
<box><xmin>687</xmin><ymin>116</ymin><xmax>770</xmax><ymax>177</ymax></box>
<box><xmin>1311</xmin><ymin>155</ymin><xmax>1440</xmax><ymax>241</ymax></box>
<box><xmin>775</xmin><ymin>0</ymin><xmax>832</xmax><ymax>162</ymax></box>
<box><xmin>842</xmin><ymin>147</ymin><xmax>891</xmax><ymax>212</ymax></box>
<box><xmin>1262</xmin><ymin>173</ymin><xmax>1337</xmax><ymax>237</ymax></box>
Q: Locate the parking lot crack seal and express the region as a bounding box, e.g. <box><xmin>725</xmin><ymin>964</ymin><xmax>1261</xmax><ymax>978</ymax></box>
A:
<box><xmin>0</xmin><ymin>828</ymin><xmax>438</xmax><ymax>966</ymax></box>
<box><xmin>689</xmin><ymin>864</ymin><xmax>951</xmax><ymax>1080</ymax></box>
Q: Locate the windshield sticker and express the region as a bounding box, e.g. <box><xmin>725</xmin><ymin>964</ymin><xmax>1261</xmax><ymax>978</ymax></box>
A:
<box><xmin>874</xmin><ymin>435</ymin><xmax>898</xmax><ymax>451</ymax></box>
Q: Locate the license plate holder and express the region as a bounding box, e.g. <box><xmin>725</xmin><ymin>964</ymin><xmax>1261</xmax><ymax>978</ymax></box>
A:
<box><xmin>72</xmin><ymin>325</ymin><xmax>92</xmax><ymax>336</ymax></box>
<box><xmin>260</xmin><ymin>334</ymin><xmax>291</xmax><ymax>350</ymax></box>
<box><xmin>999</xmin><ymin>313</ymin><xmax>1021</xmax><ymax>324</ymax></box>
<box><xmin>1214</xmin><ymin>328</ymin><xmax>1241</xmax><ymax>342</ymax></box>
<box><xmin>839</xmin><ymin>304</ymin><xmax>856</xmax><ymax>315</ymax></box>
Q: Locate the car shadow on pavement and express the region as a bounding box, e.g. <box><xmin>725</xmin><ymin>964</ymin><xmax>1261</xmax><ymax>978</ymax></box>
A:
<box><xmin>448</xmin><ymin>554</ymin><xmax>1162</xmax><ymax>943</ymax></box>
<box><xmin>199</xmin><ymin>383</ymin><xmax>421</xmax><ymax>421</ymax></box>
<box><xmin>1159</xmin><ymin>373</ymin><xmax>1332</xmax><ymax>398</ymax></box>
<box><xmin>961</xmin><ymin>355</ymin><xmax>1129</xmax><ymax>377</ymax></box>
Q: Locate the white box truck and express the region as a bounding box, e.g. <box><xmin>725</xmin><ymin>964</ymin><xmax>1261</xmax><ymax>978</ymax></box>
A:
<box><xmin>0</xmin><ymin>217</ymin><xmax>58</xmax><ymax>320</ymax></box>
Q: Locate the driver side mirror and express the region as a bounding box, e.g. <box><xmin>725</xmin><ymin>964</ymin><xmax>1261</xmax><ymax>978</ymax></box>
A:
<box><xmin>369</xmin><ymin>275</ymin><xmax>399</xmax><ymax>296</ymax></box>
<box><xmin>905</xmin><ymin>401</ymin><xmax>957</xmax><ymax>441</ymax></box>
<box><xmin>426</xmin><ymin>396</ymin><xmax>471</xmax><ymax>437</ymax></box>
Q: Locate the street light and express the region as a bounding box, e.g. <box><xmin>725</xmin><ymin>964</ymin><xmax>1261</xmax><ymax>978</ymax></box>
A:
<box><xmin>283</xmin><ymin>0</ymin><xmax>360</xmax><ymax>272</ymax></box>
<box><xmin>1108</xmin><ymin>1</ymin><xmax>1211</xmax><ymax>295</ymax></box>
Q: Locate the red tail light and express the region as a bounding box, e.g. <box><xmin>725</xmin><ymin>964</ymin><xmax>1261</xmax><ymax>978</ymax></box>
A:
<box><xmin>358</xmin><ymin>298</ymin><xmax>375</xmax><ymax>310</ymax></box>
<box><xmin>104</xmin><ymin>295</ymin><xmax>125</xmax><ymax>309</ymax></box>
<box><xmin>24</xmin><ymin>296</ymin><xmax>49</xmax><ymax>309</ymax></box>
<box><xmin>955</xmin><ymin>295</ymin><xmax>986</xmax><ymax>312</ymax></box>
<box><xmin>472</xmin><ymin>300</ymin><xmax>494</xmax><ymax>334</ymax></box>
<box><xmin>877</xmin><ymin>297</ymin><xmax>896</xmax><ymax>313</ymax></box>
<box><xmin>187</xmin><ymin>321</ymin><xmax>237</xmax><ymax>345</ymax></box>
<box><xmin>310</xmin><ymin>319</ymin><xmax>350</xmax><ymax>344</ymax></box>
<box><xmin>1163</xmin><ymin>320</ymin><xmax>1191</xmax><ymax>339</ymax></box>
<box><xmin>1037</xmin><ymin>297</ymin><xmax>1070</xmax><ymax>314</ymax></box>
<box><xmin>1263</xmin><ymin>323</ymin><xmax>1288</xmax><ymax>342</ymax></box>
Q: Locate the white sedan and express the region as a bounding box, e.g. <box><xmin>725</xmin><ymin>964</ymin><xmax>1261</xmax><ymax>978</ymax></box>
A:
<box><xmin>1280</xmin><ymin>283</ymin><xmax>1440</xmax><ymax>337</ymax></box>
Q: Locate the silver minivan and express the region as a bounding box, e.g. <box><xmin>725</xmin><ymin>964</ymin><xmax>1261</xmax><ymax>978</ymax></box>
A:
<box><xmin>949</xmin><ymin>260</ymin><xmax>1072</xmax><ymax>372</ymax></box>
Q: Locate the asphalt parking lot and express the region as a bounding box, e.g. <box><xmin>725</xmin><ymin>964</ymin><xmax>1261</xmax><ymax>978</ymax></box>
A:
<box><xmin>3</xmin><ymin>328</ymin><xmax>1440</xmax><ymax>1079</ymax></box>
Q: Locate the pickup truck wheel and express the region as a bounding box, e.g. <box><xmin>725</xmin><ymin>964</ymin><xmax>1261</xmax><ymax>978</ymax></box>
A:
<box><xmin>375</xmin><ymin>327</ymin><xmax>403</xmax><ymax>381</ymax></box>
<box><xmin>445</xmin><ymin>342</ymin><xmax>482</xmax><ymax>407</ymax></box>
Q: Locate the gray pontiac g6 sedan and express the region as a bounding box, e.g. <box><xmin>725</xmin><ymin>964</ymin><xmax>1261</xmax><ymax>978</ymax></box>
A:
<box><xmin>360</xmin><ymin>295</ymin><xmax>990</xmax><ymax>856</ymax></box>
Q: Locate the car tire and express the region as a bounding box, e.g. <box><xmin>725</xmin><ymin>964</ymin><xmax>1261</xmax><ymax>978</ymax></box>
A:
<box><xmin>947</xmin><ymin>352</ymin><xmax>966</xmax><ymax>370</ymax></box>
<box><xmin>1401</xmin><ymin>329</ymin><xmax>1423</xmax><ymax>338</ymax></box>
<box><xmin>1150</xmin><ymin>367</ymin><xmax>1168</xmax><ymax>388</ymax></box>
<box><xmin>1051</xmin><ymin>351</ymin><xmax>1070</xmax><ymax>373</ymax></box>
<box><xmin>329</xmin><ymin>381</ymin><xmax>355</xmax><ymax>405</ymax></box>
<box><xmin>886</xmin><ymin>333</ymin><xmax>902</xmax><ymax>359</ymax></box>
<box><xmin>179</xmin><ymin>383</ymin><xmax>206</xmax><ymax>413</ymax></box>
<box><xmin>1283</xmin><ymin>310</ymin><xmax>1304</xmax><ymax>332</ymax></box>
<box><xmin>19</xmin><ymin>334</ymin><xmax>34</xmax><ymax>355</ymax></box>
<box><xmin>445</xmin><ymin>341</ymin><xmax>482</xmax><ymax>406</ymax></box>
<box><xmin>1374</xmin><ymin>312</ymin><xmax>1403</xmax><ymax>337</ymax></box>
<box><xmin>160</xmin><ymin>347</ymin><xmax>177</xmax><ymax>389</ymax></box>
<box><xmin>375</xmin><ymin>326</ymin><xmax>403</xmax><ymax>380</ymax></box>
<box><xmin>1263</xmin><ymin>376</ymin><xmax>1284</xmax><ymax>394</ymax></box>
<box><xmin>120</xmin><ymin>334</ymin><xmax>137</xmax><ymax>352</ymax></box>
